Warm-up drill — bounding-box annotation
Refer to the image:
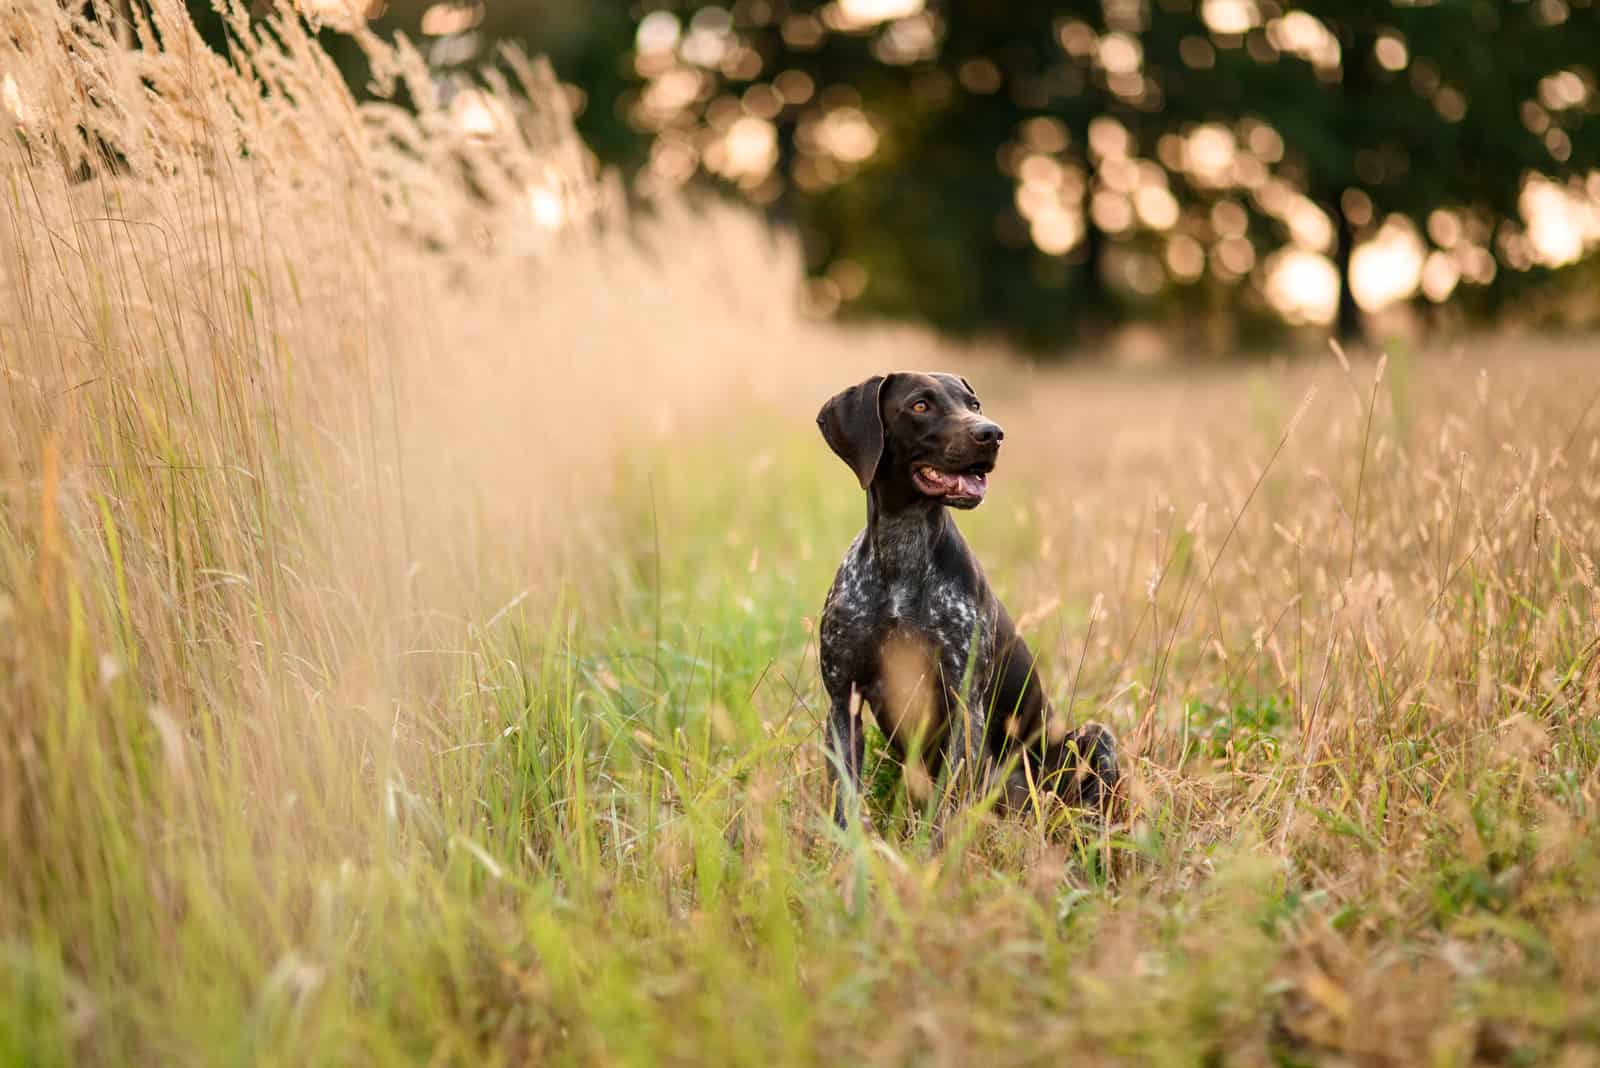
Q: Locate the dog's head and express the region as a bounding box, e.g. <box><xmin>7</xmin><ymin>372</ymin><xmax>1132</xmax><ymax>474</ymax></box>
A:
<box><xmin>817</xmin><ymin>372</ymin><xmax>1004</xmax><ymax>509</ymax></box>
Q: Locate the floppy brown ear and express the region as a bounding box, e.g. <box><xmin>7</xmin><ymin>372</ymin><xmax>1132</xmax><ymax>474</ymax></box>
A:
<box><xmin>817</xmin><ymin>375</ymin><xmax>889</xmax><ymax>489</ymax></box>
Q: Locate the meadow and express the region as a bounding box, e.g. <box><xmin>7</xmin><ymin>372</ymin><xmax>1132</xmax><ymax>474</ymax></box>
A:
<box><xmin>3</xmin><ymin>3</ymin><xmax>1600</xmax><ymax>1064</ymax></box>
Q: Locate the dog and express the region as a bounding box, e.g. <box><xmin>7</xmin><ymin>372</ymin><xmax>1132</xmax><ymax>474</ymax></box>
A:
<box><xmin>816</xmin><ymin>371</ymin><xmax>1118</xmax><ymax>827</ymax></box>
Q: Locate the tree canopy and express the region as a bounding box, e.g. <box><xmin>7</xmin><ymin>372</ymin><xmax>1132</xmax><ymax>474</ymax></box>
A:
<box><xmin>211</xmin><ymin>0</ymin><xmax>1600</xmax><ymax>352</ymax></box>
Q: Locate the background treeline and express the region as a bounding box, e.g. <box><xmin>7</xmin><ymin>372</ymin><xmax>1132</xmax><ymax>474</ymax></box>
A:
<box><xmin>187</xmin><ymin>0</ymin><xmax>1600</xmax><ymax>353</ymax></box>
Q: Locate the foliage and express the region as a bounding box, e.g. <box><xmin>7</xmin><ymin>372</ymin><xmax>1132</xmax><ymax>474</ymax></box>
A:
<box><xmin>1184</xmin><ymin>696</ymin><xmax>1286</xmax><ymax>764</ymax></box>
<box><xmin>318</xmin><ymin>0</ymin><xmax>1600</xmax><ymax>349</ymax></box>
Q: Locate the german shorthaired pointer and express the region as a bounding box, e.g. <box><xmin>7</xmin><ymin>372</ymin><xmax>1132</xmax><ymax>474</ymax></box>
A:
<box><xmin>817</xmin><ymin>372</ymin><xmax>1118</xmax><ymax>826</ymax></box>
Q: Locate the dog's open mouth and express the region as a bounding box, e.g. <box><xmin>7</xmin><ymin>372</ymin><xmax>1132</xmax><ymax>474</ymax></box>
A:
<box><xmin>912</xmin><ymin>464</ymin><xmax>990</xmax><ymax>505</ymax></box>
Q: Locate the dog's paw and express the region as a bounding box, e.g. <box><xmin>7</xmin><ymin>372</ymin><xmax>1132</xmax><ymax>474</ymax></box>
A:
<box><xmin>1065</xmin><ymin>721</ymin><xmax>1120</xmax><ymax>812</ymax></box>
<box><xmin>832</xmin><ymin>799</ymin><xmax>877</xmax><ymax>836</ymax></box>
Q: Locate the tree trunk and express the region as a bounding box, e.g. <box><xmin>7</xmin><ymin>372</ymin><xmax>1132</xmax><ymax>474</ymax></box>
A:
<box><xmin>1077</xmin><ymin>153</ymin><xmax>1111</xmax><ymax>344</ymax></box>
<box><xmin>1334</xmin><ymin>202</ymin><xmax>1365</xmax><ymax>345</ymax></box>
<box><xmin>1333</xmin><ymin>26</ymin><xmax>1376</xmax><ymax>347</ymax></box>
<box><xmin>1082</xmin><ymin>211</ymin><xmax>1107</xmax><ymax>314</ymax></box>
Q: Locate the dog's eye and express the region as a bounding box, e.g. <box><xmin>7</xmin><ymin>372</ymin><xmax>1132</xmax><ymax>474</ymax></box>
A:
<box><xmin>968</xmin><ymin>400</ymin><xmax>980</xmax><ymax>412</ymax></box>
<box><xmin>911</xmin><ymin>400</ymin><xmax>929</xmax><ymax>414</ymax></box>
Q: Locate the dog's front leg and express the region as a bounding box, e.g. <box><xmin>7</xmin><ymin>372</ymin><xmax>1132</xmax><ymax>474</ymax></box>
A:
<box><xmin>937</xmin><ymin>633</ymin><xmax>986</xmax><ymax>801</ymax></box>
<box><xmin>824</xmin><ymin>684</ymin><xmax>868</xmax><ymax>829</ymax></box>
<box><xmin>938</xmin><ymin>691</ymin><xmax>984</xmax><ymax>799</ymax></box>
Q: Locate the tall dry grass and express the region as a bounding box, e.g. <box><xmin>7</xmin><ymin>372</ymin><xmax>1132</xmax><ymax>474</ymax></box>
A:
<box><xmin>0</xmin><ymin>0</ymin><xmax>840</xmax><ymax>1050</ymax></box>
<box><xmin>4</xmin><ymin>2</ymin><xmax>1600</xmax><ymax>1065</ymax></box>
<box><xmin>0</xmin><ymin>0</ymin><xmax>813</xmax><ymax>868</ymax></box>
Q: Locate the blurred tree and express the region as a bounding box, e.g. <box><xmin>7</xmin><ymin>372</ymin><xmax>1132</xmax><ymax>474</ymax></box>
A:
<box><xmin>189</xmin><ymin>0</ymin><xmax>1600</xmax><ymax>352</ymax></box>
<box><xmin>613</xmin><ymin>0</ymin><xmax>1599</xmax><ymax>347</ymax></box>
<box><xmin>1204</xmin><ymin>0</ymin><xmax>1600</xmax><ymax>339</ymax></box>
<box><xmin>620</xmin><ymin>0</ymin><xmax>1179</xmax><ymax>344</ymax></box>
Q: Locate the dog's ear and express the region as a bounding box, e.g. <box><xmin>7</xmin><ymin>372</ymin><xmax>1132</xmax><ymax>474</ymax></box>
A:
<box><xmin>958</xmin><ymin>375</ymin><xmax>975</xmax><ymax>396</ymax></box>
<box><xmin>817</xmin><ymin>375</ymin><xmax>890</xmax><ymax>490</ymax></box>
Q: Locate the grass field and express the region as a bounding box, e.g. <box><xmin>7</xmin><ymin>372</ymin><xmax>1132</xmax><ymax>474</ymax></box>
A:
<box><xmin>4</xmin><ymin>4</ymin><xmax>1600</xmax><ymax>1065</ymax></box>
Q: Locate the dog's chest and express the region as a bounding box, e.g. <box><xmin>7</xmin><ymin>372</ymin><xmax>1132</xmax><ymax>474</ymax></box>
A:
<box><xmin>823</xmin><ymin>534</ymin><xmax>988</xmax><ymax>681</ymax></box>
<box><xmin>888</xmin><ymin>572</ymin><xmax>979</xmax><ymax>649</ymax></box>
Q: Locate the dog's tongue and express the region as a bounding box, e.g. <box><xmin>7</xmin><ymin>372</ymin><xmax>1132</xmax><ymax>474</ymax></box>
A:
<box><xmin>917</xmin><ymin>466</ymin><xmax>989</xmax><ymax>501</ymax></box>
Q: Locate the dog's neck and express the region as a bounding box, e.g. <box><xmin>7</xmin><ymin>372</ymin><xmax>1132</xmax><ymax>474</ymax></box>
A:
<box><xmin>865</xmin><ymin>489</ymin><xmax>949</xmax><ymax>586</ymax></box>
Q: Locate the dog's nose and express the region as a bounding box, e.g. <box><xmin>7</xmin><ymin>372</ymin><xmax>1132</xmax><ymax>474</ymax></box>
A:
<box><xmin>971</xmin><ymin>420</ymin><xmax>1004</xmax><ymax>446</ymax></box>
